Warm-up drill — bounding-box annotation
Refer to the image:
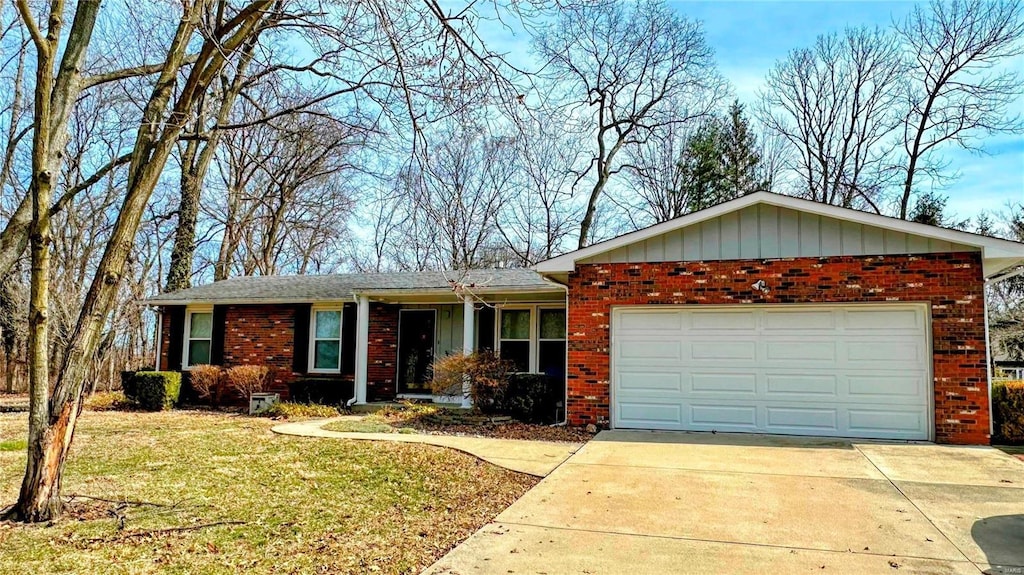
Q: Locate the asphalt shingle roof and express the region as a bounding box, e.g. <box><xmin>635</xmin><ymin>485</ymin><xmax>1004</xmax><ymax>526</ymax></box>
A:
<box><xmin>147</xmin><ymin>269</ymin><xmax>557</xmax><ymax>304</ymax></box>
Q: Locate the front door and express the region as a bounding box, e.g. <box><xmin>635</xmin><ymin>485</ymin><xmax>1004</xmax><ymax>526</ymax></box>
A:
<box><xmin>398</xmin><ymin>310</ymin><xmax>436</xmax><ymax>394</ymax></box>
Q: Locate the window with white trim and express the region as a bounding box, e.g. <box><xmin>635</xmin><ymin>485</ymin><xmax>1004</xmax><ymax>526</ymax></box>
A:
<box><xmin>309</xmin><ymin>306</ymin><xmax>343</xmax><ymax>373</ymax></box>
<box><xmin>537</xmin><ymin>308</ymin><xmax>566</xmax><ymax>379</ymax></box>
<box><xmin>184</xmin><ymin>307</ymin><xmax>214</xmax><ymax>368</ymax></box>
<box><xmin>499</xmin><ymin>309</ymin><xmax>531</xmax><ymax>372</ymax></box>
<box><xmin>498</xmin><ymin>306</ymin><xmax>566</xmax><ymax>377</ymax></box>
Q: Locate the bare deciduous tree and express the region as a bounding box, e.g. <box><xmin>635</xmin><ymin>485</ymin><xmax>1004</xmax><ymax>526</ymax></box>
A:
<box><xmin>895</xmin><ymin>0</ymin><xmax>1024</xmax><ymax>219</ymax></box>
<box><xmin>534</xmin><ymin>0</ymin><xmax>723</xmax><ymax>247</ymax></box>
<box><xmin>759</xmin><ymin>27</ymin><xmax>906</xmax><ymax>210</ymax></box>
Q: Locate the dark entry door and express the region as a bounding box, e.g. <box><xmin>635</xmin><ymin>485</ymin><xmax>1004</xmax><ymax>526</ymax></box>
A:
<box><xmin>398</xmin><ymin>310</ymin><xmax>436</xmax><ymax>394</ymax></box>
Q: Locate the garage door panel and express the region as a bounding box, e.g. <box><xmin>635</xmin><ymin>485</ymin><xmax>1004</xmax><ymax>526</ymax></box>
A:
<box><xmin>618</xmin><ymin>371</ymin><xmax>682</xmax><ymax>393</ymax></box>
<box><xmin>764</xmin><ymin>340</ymin><xmax>837</xmax><ymax>362</ymax></box>
<box><xmin>612</xmin><ymin>305</ymin><xmax>931</xmax><ymax>440</ymax></box>
<box><xmin>618</xmin><ymin>402</ymin><xmax>682</xmax><ymax>426</ymax></box>
<box><xmin>618</xmin><ymin>340</ymin><xmax>682</xmax><ymax>361</ymax></box>
<box><xmin>692</xmin><ymin>341</ymin><xmax>756</xmax><ymax>360</ymax></box>
<box><xmin>765</xmin><ymin>374</ymin><xmax>839</xmax><ymax>396</ymax></box>
<box><xmin>763</xmin><ymin>309</ymin><xmax>836</xmax><ymax>330</ymax></box>
<box><xmin>691</xmin><ymin>310</ymin><xmax>756</xmax><ymax>329</ymax></box>
<box><xmin>848</xmin><ymin>408</ymin><xmax>927</xmax><ymax>435</ymax></box>
<box><xmin>618</xmin><ymin>310</ymin><xmax>683</xmax><ymax>331</ymax></box>
<box><xmin>848</xmin><ymin>374</ymin><xmax>925</xmax><ymax>399</ymax></box>
<box><xmin>765</xmin><ymin>407</ymin><xmax>838</xmax><ymax>431</ymax></box>
<box><xmin>690</xmin><ymin>404</ymin><xmax>757</xmax><ymax>427</ymax></box>
<box><xmin>846</xmin><ymin>341</ymin><xmax>924</xmax><ymax>363</ymax></box>
<box><xmin>691</xmin><ymin>373</ymin><xmax>757</xmax><ymax>394</ymax></box>
<box><xmin>846</xmin><ymin>308</ymin><xmax>922</xmax><ymax>330</ymax></box>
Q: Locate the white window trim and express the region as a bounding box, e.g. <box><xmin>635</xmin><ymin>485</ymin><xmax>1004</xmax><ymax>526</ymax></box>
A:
<box><xmin>182</xmin><ymin>305</ymin><xmax>214</xmax><ymax>371</ymax></box>
<box><xmin>497</xmin><ymin>305</ymin><xmax>566</xmax><ymax>373</ymax></box>
<box><xmin>309</xmin><ymin>304</ymin><xmax>344</xmax><ymax>374</ymax></box>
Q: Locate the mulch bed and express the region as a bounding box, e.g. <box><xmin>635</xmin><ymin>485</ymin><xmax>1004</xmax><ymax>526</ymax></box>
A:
<box><xmin>375</xmin><ymin>410</ymin><xmax>595</xmax><ymax>443</ymax></box>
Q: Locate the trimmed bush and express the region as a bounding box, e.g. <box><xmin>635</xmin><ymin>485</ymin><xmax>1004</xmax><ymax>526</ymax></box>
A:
<box><xmin>84</xmin><ymin>391</ymin><xmax>132</xmax><ymax>411</ymax></box>
<box><xmin>120</xmin><ymin>370</ymin><xmax>136</xmax><ymax>394</ymax></box>
<box><xmin>189</xmin><ymin>364</ymin><xmax>223</xmax><ymax>406</ymax></box>
<box><xmin>225</xmin><ymin>365</ymin><xmax>270</xmax><ymax>399</ymax></box>
<box><xmin>504</xmin><ymin>373</ymin><xmax>563</xmax><ymax>424</ymax></box>
<box><xmin>288</xmin><ymin>378</ymin><xmax>355</xmax><ymax>406</ymax></box>
<box><xmin>126</xmin><ymin>371</ymin><xmax>181</xmax><ymax>411</ymax></box>
<box><xmin>993</xmin><ymin>380</ymin><xmax>1024</xmax><ymax>443</ymax></box>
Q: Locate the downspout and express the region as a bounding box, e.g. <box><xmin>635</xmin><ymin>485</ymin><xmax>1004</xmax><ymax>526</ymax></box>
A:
<box><xmin>984</xmin><ymin>265</ymin><xmax>1024</xmax><ymax>438</ymax></box>
<box><xmin>154</xmin><ymin>307</ymin><xmax>163</xmax><ymax>370</ymax></box>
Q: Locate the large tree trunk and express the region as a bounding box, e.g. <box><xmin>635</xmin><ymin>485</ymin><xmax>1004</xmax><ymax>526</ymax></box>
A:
<box><xmin>165</xmin><ymin>140</ymin><xmax>201</xmax><ymax>292</ymax></box>
<box><xmin>165</xmin><ymin>36</ymin><xmax>257</xmax><ymax>292</ymax></box>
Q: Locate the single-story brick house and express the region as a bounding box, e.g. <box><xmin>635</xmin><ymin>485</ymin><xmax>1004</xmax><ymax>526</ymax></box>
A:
<box><xmin>149</xmin><ymin>192</ymin><xmax>1024</xmax><ymax>444</ymax></box>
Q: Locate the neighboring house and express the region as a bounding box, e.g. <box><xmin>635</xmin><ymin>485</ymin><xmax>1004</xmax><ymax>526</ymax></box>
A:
<box><xmin>994</xmin><ymin>352</ymin><xmax>1024</xmax><ymax>380</ymax></box>
<box><xmin>150</xmin><ymin>192</ymin><xmax>1024</xmax><ymax>445</ymax></box>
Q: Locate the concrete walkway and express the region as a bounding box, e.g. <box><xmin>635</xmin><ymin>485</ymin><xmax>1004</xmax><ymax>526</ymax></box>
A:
<box><xmin>271</xmin><ymin>417</ymin><xmax>582</xmax><ymax>477</ymax></box>
<box><xmin>425</xmin><ymin>430</ymin><xmax>1024</xmax><ymax>575</ymax></box>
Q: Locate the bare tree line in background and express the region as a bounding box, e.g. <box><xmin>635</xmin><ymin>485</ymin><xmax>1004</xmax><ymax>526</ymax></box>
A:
<box><xmin>0</xmin><ymin>0</ymin><xmax>1020</xmax><ymax>521</ymax></box>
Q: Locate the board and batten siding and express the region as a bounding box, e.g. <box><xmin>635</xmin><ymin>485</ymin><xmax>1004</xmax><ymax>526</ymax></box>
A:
<box><xmin>582</xmin><ymin>204</ymin><xmax>979</xmax><ymax>264</ymax></box>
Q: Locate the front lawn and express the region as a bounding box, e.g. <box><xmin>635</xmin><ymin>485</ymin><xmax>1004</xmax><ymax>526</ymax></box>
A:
<box><xmin>0</xmin><ymin>410</ymin><xmax>536</xmax><ymax>574</ymax></box>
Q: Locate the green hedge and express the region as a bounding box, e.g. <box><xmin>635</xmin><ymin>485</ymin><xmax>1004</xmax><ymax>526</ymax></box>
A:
<box><xmin>993</xmin><ymin>380</ymin><xmax>1024</xmax><ymax>444</ymax></box>
<box><xmin>124</xmin><ymin>371</ymin><xmax>181</xmax><ymax>411</ymax></box>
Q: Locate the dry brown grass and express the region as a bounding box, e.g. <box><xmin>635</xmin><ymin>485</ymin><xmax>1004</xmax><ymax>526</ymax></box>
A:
<box><xmin>0</xmin><ymin>410</ymin><xmax>536</xmax><ymax>574</ymax></box>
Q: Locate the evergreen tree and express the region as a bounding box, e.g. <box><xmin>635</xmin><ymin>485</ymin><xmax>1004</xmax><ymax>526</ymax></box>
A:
<box><xmin>719</xmin><ymin>100</ymin><xmax>766</xmax><ymax>198</ymax></box>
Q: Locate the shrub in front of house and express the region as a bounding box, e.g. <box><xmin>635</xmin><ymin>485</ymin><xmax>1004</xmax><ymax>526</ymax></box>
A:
<box><xmin>504</xmin><ymin>373</ymin><xmax>563</xmax><ymax>425</ymax></box>
<box><xmin>225</xmin><ymin>365</ymin><xmax>270</xmax><ymax>400</ymax></box>
<box><xmin>188</xmin><ymin>364</ymin><xmax>223</xmax><ymax>406</ymax></box>
<box><xmin>431</xmin><ymin>352</ymin><xmax>513</xmax><ymax>414</ymax></box>
<box><xmin>288</xmin><ymin>378</ymin><xmax>354</xmax><ymax>406</ymax></box>
<box><xmin>993</xmin><ymin>380</ymin><xmax>1024</xmax><ymax>443</ymax></box>
<box><xmin>125</xmin><ymin>371</ymin><xmax>181</xmax><ymax>411</ymax></box>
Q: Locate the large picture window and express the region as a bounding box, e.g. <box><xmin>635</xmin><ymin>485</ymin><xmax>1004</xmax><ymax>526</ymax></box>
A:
<box><xmin>184</xmin><ymin>308</ymin><xmax>213</xmax><ymax>368</ymax></box>
<box><xmin>498</xmin><ymin>307</ymin><xmax>566</xmax><ymax>377</ymax></box>
<box><xmin>310</xmin><ymin>307</ymin><xmax>343</xmax><ymax>372</ymax></box>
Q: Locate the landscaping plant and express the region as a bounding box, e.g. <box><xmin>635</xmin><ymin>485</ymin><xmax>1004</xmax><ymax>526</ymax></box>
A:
<box><xmin>188</xmin><ymin>364</ymin><xmax>223</xmax><ymax>406</ymax></box>
<box><xmin>993</xmin><ymin>380</ymin><xmax>1024</xmax><ymax>443</ymax></box>
<box><xmin>225</xmin><ymin>365</ymin><xmax>271</xmax><ymax>400</ymax></box>
<box><xmin>431</xmin><ymin>352</ymin><xmax>512</xmax><ymax>413</ymax></box>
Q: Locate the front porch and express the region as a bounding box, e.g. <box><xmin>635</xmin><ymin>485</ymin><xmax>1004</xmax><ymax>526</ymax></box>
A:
<box><xmin>351</xmin><ymin>285</ymin><xmax>567</xmax><ymax>406</ymax></box>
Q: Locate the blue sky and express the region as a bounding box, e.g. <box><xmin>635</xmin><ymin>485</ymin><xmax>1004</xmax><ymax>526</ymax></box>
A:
<box><xmin>673</xmin><ymin>1</ymin><xmax>1023</xmax><ymax>221</ymax></box>
<box><xmin>485</xmin><ymin>1</ymin><xmax>1023</xmax><ymax>222</ymax></box>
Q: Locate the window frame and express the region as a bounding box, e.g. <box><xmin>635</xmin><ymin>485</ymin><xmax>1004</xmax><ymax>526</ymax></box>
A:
<box><xmin>496</xmin><ymin>305</ymin><xmax>566</xmax><ymax>374</ymax></box>
<box><xmin>182</xmin><ymin>305</ymin><xmax>214</xmax><ymax>370</ymax></box>
<box><xmin>308</xmin><ymin>304</ymin><xmax>344</xmax><ymax>374</ymax></box>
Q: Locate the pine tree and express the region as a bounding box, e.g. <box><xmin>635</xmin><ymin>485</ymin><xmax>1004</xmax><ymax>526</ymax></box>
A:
<box><xmin>719</xmin><ymin>100</ymin><xmax>766</xmax><ymax>198</ymax></box>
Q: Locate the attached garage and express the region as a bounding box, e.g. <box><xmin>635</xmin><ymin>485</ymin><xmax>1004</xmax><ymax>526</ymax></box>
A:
<box><xmin>536</xmin><ymin>191</ymin><xmax>1024</xmax><ymax>445</ymax></box>
<box><xmin>611</xmin><ymin>305</ymin><xmax>931</xmax><ymax>440</ymax></box>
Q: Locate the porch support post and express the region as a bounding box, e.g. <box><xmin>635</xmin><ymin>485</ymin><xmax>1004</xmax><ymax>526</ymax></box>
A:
<box><xmin>355</xmin><ymin>295</ymin><xmax>370</xmax><ymax>404</ymax></box>
<box><xmin>462</xmin><ymin>297</ymin><xmax>474</xmax><ymax>408</ymax></box>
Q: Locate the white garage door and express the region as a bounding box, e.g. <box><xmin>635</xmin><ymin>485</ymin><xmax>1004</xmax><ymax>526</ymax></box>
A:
<box><xmin>611</xmin><ymin>305</ymin><xmax>931</xmax><ymax>440</ymax></box>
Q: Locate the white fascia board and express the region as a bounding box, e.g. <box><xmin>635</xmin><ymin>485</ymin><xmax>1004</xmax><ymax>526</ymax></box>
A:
<box><xmin>534</xmin><ymin>191</ymin><xmax>1024</xmax><ymax>274</ymax></box>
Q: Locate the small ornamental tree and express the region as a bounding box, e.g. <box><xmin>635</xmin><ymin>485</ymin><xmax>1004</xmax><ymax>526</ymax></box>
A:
<box><xmin>431</xmin><ymin>352</ymin><xmax>512</xmax><ymax>413</ymax></box>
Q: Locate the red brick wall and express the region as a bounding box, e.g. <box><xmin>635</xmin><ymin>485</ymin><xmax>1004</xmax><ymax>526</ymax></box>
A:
<box><xmin>222</xmin><ymin>305</ymin><xmax>298</xmax><ymax>396</ymax></box>
<box><xmin>367</xmin><ymin>303</ymin><xmax>400</xmax><ymax>401</ymax></box>
<box><xmin>158</xmin><ymin>304</ymin><xmax>399</xmax><ymax>402</ymax></box>
<box><xmin>566</xmin><ymin>253</ymin><xmax>989</xmax><ymax>445</ymax></box>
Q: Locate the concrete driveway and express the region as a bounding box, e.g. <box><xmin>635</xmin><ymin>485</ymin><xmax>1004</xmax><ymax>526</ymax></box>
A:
<box><xmin>424</xmin><ymin>431</ymin><xmax>1024</xmax><ymax>575</ymax></box>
